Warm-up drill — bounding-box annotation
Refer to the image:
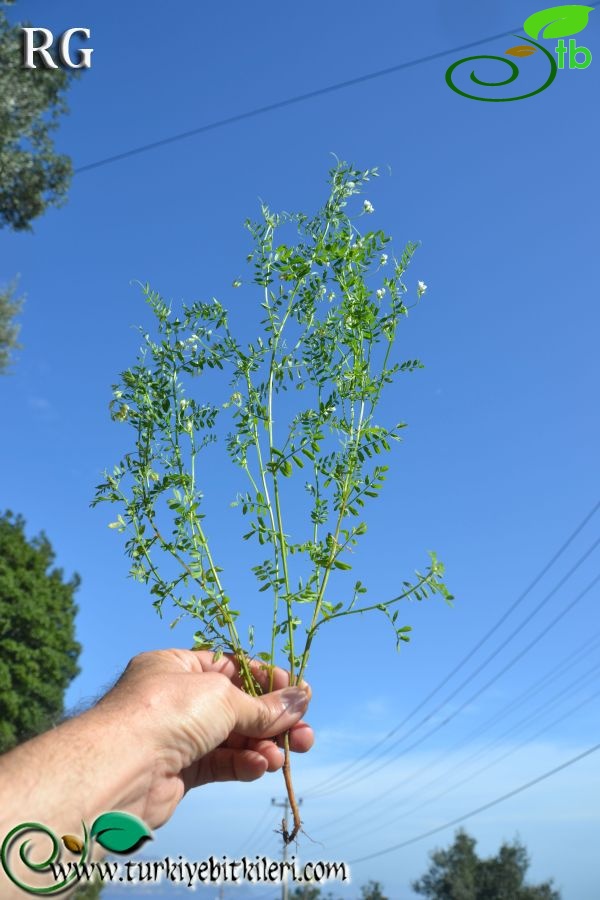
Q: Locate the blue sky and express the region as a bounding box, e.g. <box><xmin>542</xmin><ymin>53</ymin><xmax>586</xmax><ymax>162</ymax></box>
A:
<box><xmin>1</xmin><ymin>1</ymin><xmax>600</xmax><ymax>897</ymax></box>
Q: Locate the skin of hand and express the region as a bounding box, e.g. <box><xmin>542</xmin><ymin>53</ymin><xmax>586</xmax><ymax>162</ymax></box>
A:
<box><xmin>0</xmin><ymin>649</ymin><xmax>313</xmax><ymax>898</ymax></box>
<box><xmin>95</xmin><ymin>648</ymin><xmax>314</xmax><ymax>827</ymax></box>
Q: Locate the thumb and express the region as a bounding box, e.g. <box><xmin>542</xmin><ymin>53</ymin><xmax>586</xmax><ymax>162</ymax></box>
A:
<box><xmin>230</xmin><ymin>685</ymin><xmax>310</xmax><ymax>739</ymax></box>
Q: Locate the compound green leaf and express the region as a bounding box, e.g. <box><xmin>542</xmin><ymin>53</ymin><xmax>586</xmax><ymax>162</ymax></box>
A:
<box><xmin>523</xmin><ymin>4</ymin><xmax>594</xmax><ymax>39</ymax></box>
<box><xmin>90</xmin><ymin>812</ymin><xmax>152</xmax><ymax>854</ymax></box>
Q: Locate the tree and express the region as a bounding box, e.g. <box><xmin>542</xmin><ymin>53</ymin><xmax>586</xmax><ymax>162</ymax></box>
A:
<box><xmin>288</xmin><ymin>888</ymin><xmax>343</xmax><ymax>900</ymax></box>
<box><xmin>289</xmin><ymin>888</ymin><xmax>324</xmax><ymax>900</ymax></box>
<box><xmin>0</xmin><ymin>2</ymin><xmax>76</xmax><ymax>368</ymax></box>
<box><xmin>0</xmin><ymin>279</ymin><xmax>23</xmax><ymax>372</ymax></box>
<box><xmin>0</xmin><ymin>4</ymin><xmax>74</xmax><ymax>231</ymax></box>
<box><xmin>360</xmin><ymin>882</ymin><xmax>389</xmax><ymax>900</ymax></box>
<box><xmin>412</xmin><ymin>829</ymin><xmax>561</xmax><ymax>900</ymax></box>
<box><xmin>0</xmin><ymin>511</ymin><xmax>81</xmax><ymax>753</ymax></box>
<box><xmin>287</xmin><ymin>884</ymin><xmax>386</xmax><ymax>899</ymax></box>
<box><xmin>72</xmin><ymin>881</ymin><xmax>103</xmax><ymax>900</ymax></box>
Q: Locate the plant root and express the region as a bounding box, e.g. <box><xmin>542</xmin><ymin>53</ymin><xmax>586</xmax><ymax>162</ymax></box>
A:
<box><xmin>281</xmin><ymin>731</ymin><xmax>302</xmax><ymax>844</ymax></box>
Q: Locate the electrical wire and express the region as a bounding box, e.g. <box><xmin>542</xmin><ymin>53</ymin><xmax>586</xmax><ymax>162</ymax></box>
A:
<box><xmin>70</xmin><ymin>15</ymin><xmax>600</xmax><ymax>176</ymax></box>
<box><xmin>326</xmin><ymin>657</ymin><xmax>600</xmax><ymax>843</ymax></box>
<box><xmin>308</xmin><ymin>574</ymin><xmax>600</xmax><ymax>814</ymax></box>
<box><xmin>379</xmin><ymin>685</ymin><xmax>600</xmax><ymax>836</ymax></box>
<box><xmin>318</xmin><ymin>629</ymin><xmax>600</xmax><ymax>838</ymax></box>
<box><xmin>347</xmin><ymin>741</ymin><xmax>600</xmax><ymax>864</ymax></box>
<box><xmin>332</xmin><ymin>569</ymin><xmax>600</xmax><ymax>798</ymax></box>
<box><xmin>305</xmin><ymin>502</ymin><xmax>600</xmax><ymax>796</ymax></box>
<box><xmin>306</xmin><ymin>529</ymin><xmax>600</xmax><ymax>798</ymax></box>
<box><xmin>232</xmin><ymin>803</ymin><xmax>274</xmax><ymax>858</ymax></box>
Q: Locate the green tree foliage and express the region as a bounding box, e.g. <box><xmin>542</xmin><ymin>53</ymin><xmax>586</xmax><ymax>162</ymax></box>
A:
<box><xmin>412</xmin><ymin>829</ymin><xmax>561</xmax><ymax>900</ymax></box>
<box><xmin>72</xmin><ymin>881</ymin><xmax>103</xmax><ymax>900</ymax></box>
<box><xmin>0</xmin><ymin>279</ymin><xmax>23</xmax><ymax>372</ymax></box>
<box><xmin>289</xmin><ymin>888</ymin><xmax>344</xmax><ymax>900</ymax></box>
<box><xmin>360</xmin><ymin>881</ymin><xmax>389</xmax><ymax>900</ymax></box>
<box><xmin>289</xmin><ymin>888</ymin><xmax>324</xmax><ymax>900</ymax></box>
<box><xmin>0</xmin><ymin>511</ymin><xmax>81</xmax><ymax>753</ymax></box>
<box><xmin>0</xmin><ymin>4</ymin><xmax>74</xmax><ymax>231</ymax></box>
<box><xmin>288</xmin><ymin>884</ymin><xmax>387</xmax><ymax>899</ymax></box>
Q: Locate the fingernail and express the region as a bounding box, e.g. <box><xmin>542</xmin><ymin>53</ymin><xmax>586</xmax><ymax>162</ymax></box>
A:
<box><xmin>298</xmin><ymin>680</ymin><xmax>312</xmax><ymax>701</ymax></box>
<box><xmin>281</xmin><ymin>687</ymin><xmax>309</xmax><ymax>714</ymax></box>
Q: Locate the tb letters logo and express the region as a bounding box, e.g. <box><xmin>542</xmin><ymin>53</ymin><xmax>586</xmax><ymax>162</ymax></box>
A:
<box><xmin>446</xmin><ymin>4</ymin><xmax>594</xmax><ymax>101</ymax></box>
<box><xmin>22</xmin><ymin>27</ymin><xmax>93</xmax><ymax>70</ymax></box>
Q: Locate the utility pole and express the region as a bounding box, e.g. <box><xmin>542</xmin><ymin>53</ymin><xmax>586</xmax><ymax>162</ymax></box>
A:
<box><xmin>272</xmin><ymin>796</ymin><xmax>302</xmax><ymax>900</ymax></box>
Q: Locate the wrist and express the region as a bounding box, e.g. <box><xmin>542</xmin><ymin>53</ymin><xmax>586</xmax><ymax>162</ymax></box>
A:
<box><xmin>0</xmin><ymin>704</ymin><xmax>157</xmax><ymax>899</ymax></box>
<box><xmin>0</xmin><ymin>701</ymin><xmax>155</xmax><ymax>833</ymax></box>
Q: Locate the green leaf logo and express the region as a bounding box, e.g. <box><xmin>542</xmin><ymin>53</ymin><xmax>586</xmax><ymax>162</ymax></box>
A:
<box><xmin>90</xmin><ymin>812</ymin><xmax>152</xmax><ymax>854</ymax></box>
<box><xmin>523</xmin><ymin>5</ymin><xmax>594</xmax><ymax>39</ymax></box>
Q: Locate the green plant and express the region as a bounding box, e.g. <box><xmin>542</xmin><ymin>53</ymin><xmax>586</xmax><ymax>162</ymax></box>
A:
<box><xmin>93</xmin><ymin>160</ymin><xmax>452</xmax><ymax>842</ymax></box>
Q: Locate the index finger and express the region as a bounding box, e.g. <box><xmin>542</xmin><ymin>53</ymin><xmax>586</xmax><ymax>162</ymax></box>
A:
<box><xmin>186</xmin><ymin>649</ymin><xmax>310</xmax><ymax>695</ymax></box>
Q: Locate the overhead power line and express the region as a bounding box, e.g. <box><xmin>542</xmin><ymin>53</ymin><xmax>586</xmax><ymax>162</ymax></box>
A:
<box><xmin>320</xmin><ymin>631</ymin><xmax>600</xmax><ymax>840</ymax></box>
<box><xmin>74</xmin><ymin>24</ymin><xmax>534</xmax><ymax>175</ymax></box>
<box><xmin>232</xmin><ymin>803</ymin><xmax>273</xmax><ymax>858</ymax></box>
<box><xmin>306</xmin><ymin>517</ymin><xmax>600</xmax><ymax>798</ymax></box>
<box><xmin>381</xmin><ymin>685</ymin><xmax>600</xmax><ymax>837</ymax></box>
<box><xmin>348</xmin><ymin>741</ymin><xmax>600</xmax><ymax>864</ymax></box>
<box><xmin>73</xmin><ymin>0</ymin><xmax>600</xmax><ymax>175</ymax></box>
<box><xmin>321</xmin><ymin>569</ymin><xmax>600</xmax><ymax>802</ymax></box>
<box><xmin>329</xmin><ymin>659</ymin><xmax>600</xmax><ymax>846</ymax></box>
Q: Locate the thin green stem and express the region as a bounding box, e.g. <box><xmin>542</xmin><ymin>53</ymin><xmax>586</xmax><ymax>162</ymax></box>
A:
<box><xmin>306</xmin><ymin>571</ymin><xmax>437</xmax><ymax>641</ymax></box>
<box><xmin>297</xmin><ymin>394</ymin><xmax>366</xmax><ymax>684</ymax></box>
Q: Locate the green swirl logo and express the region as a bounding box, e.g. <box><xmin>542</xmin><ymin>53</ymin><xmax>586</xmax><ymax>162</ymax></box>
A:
<box><xmin>0</xmin><ymin>812</ymin><xmax>151</xmax><ymax>895</ymax></box>
<box><xmin>446</xmin><ymin>4</ymin><xmax>594</xmax><ymax>101</ymax></box>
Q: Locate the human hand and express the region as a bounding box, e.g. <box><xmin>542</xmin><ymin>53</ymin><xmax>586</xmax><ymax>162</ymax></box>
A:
<box><xmin>95</xmin><ymin>649</ymin><xmax>313</xmax><ymax>828</ymax></box>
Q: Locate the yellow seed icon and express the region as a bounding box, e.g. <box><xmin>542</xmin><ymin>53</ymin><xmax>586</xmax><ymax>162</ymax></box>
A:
<box><xmin>61</xmin><ymin>834</ymin><xmax>84</xmax><ymax>854</ymax></box>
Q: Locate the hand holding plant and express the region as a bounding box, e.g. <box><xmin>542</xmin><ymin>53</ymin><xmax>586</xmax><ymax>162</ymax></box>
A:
<box><xmin>93</xmin><ymin>159</ymin><xmax>452</xmax><ymax>842</ymax></box>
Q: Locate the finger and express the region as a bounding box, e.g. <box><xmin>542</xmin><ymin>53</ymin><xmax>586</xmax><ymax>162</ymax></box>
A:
<box><xmin>120</xmin><ymin>650</ymin><xmax>310</xmax><ymax>697</ymax></box>
<box><xmin>186</xmin><ymin>747</ymin><xmax>271</xmax><ymax>787</ymax></box>
<box><xmin>222</xmin><ymin>718</ymin><xmax>314</xmax><ymax>753</ymax></box>
<box><xmin>247</xmin><ymin>722</ymin><xmax>315</xmax><ymax>754</ymax></box>
<box><xmin>245</xmin><ymin>663</ymin><xmax>311</xmax><ymax>696</ymax></box>
<box><xmin>226</xmin><ymin>683</ymin><xmax>310</xmax><ymax>739</ymax></box>
<box><xmin>285</xmin><ymin>722</ymin><xmax>315</xmax><ymax>753</ymax></box>
<box><xmin>191</xmin><ymin>651</ymin><xmax>311</xmax><ymax>697</ymax></box>
<box><xmin>247</xmin><ymin>739</ymin><xmax>285</xmax><ymax>772</ymax></box>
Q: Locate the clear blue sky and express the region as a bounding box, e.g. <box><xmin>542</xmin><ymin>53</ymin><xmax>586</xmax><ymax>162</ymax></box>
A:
<box><xmin>2</xmin><ymin>1</ymin><xmax>600</xmax><ymax>897</ymax></box>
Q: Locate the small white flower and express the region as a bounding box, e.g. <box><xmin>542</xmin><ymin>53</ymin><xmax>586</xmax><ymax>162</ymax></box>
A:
<box><xmin>328</xmin><ymin>291</ymin><xmax>336</xmax><ymax>301</ymax></box>
<box><xmin>363</xmin><ymin>200</ymin><xmax>374</xmax><ymax>214</ymax></box>
<box><xmin>347</xmin><ymin>181</ymin><xmax>356</xmax><ymax>190</ymax></box>
<box><xmin>417</xmin><ymin>280</ymin><xmax>428</xmax><ymax>297</ymax></box>
<box><xmin>376</xmin><ymin>288</ymin><xmax>386</xmax><ymax>300</ymax></box>
<box><xmin>380</xmin><ymin>254</ymin><xmax>388</xmax><ymax>266</ymax></box>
